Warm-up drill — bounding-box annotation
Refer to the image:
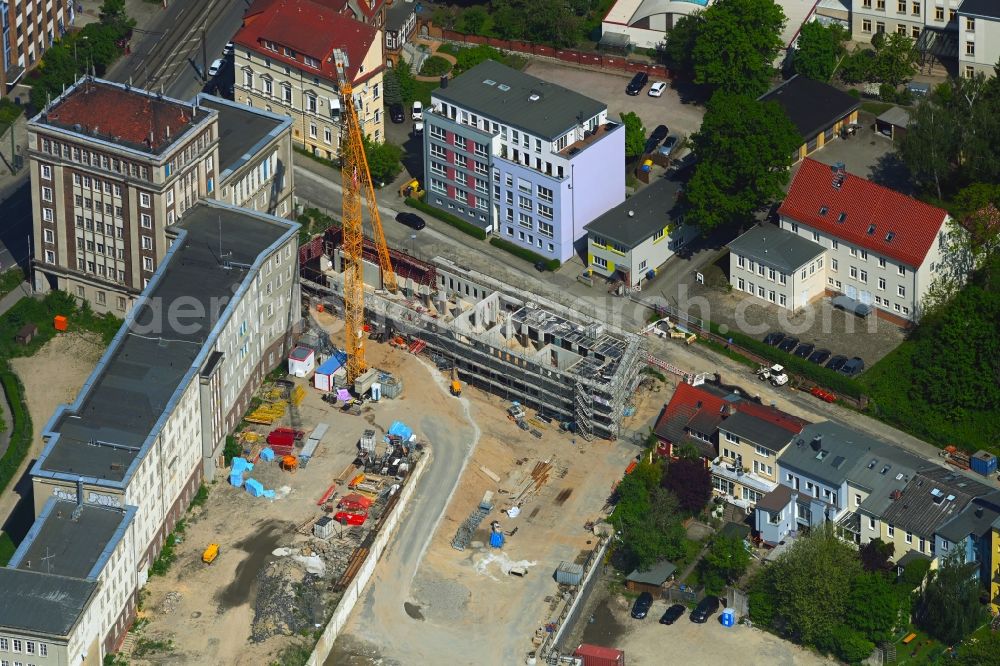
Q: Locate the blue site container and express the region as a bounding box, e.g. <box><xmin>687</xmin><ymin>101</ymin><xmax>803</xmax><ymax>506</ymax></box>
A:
<box><xmin>971</xmin><ymin>450</ymin><xmax>997</xmax><ymax>477</ymax></box>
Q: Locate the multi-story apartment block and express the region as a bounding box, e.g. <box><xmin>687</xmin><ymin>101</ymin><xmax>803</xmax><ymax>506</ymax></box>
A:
<box><xmin>958</xmin><ymin>1</ymin><xmax>1000</xmax><ymax>77</ymax></box>
<box><xmin>755</xmin><ymin>422</ymin><xmax>928</xmax><ymax>547</ymax></box>
<box><xmin>1</xmin><ymin>0</ymin><xmax>73</xmax><ymax>90</ymax></box>
<box><xmin>234</xmin><ymin>0</ymin><xmax>386</xmax><ymax>159</ymax></box>
<box><xmin>423</xmin><ymin>60</ymin><xmax>625</xmax><ymax>263</ymax></box>
<box><xmin>852</xmin><ymin>0</ymin><xmax>939</xmax><ymax>43</ymax></box>
<box><xmin>732</xmin><ymin>158</ymin><xmax>954</xmax><ymax>324</ymax></box>
<box><xmin>2</xmin><ymin>201</ymin><xmax>299</xmax><ymax>664</ymax></box>
<box><xmin>28</xmin><ymin>78</ymin><xmax>294</xmax><ymax>314</ymax></box>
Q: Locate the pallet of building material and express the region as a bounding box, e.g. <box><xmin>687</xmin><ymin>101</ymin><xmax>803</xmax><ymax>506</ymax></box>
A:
<box><xmin>297</xmin><ymin>516</ymin><xmax>321</xmax><ymax>535</ymax></box>
<box><xmin>333</xmin><ymin>547</ymin><xmax>370</xmax><ymax>592</ymax></box>
<box><xmin>335</xmin><ymin>463</ymin><xmax>357</xmax><ymax>485</ymax></box>
<box><xmin>528</xmin><ymin>418</ymin><xmax>545</xmax><ymax>429</ymax></box>
<box><xmin>291</xmin><ymin>386</ymin><xmax>306</xmax><ymax>406</ymax></box>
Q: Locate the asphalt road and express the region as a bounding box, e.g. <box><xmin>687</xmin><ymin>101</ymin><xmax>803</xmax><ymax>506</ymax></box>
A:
<box><xmin>0</xmin><ymin>180</ymin><xmax>36</xmax><ymax>273</ymax></box>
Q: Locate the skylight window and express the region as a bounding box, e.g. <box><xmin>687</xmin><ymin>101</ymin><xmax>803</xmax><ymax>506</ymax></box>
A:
<box><xmin>880</xmin><ymin>465</ymin><xmax>891</xmax><ymax>475</ymax></box>
<box><xmin>497</xmin><ymin>84</ymin><xmax>511</xmax><ymax>91</ymax></box>
<box><xmin>483</xmin><ymin>79</ymin><xmax>497</xmax><ymax>85</ymax></box>
<box><xmin>838</xmin><ymin>212</ymin><xmax>848</xmax><ymax>223</ymax></box>
<box><xmin>819</xmin><ymin>206</ymin><xmax>828</xmax><ymax>215</ymax></box>
<box><xmin>885</xmin><ymin>231</ymin><xmax>896</xmax><ymax>242</ymax></box>
<box><xmin>867</xmin><ymin>224</ymin><xmax>876</xmax><ymax>235</ymax></box>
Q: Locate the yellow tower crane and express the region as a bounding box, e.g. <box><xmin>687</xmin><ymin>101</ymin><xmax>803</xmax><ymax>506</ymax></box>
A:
<box><xmin>332</xmin><ymin>49</ymin><xmax>398</xmax><ymax>383</ymax></box>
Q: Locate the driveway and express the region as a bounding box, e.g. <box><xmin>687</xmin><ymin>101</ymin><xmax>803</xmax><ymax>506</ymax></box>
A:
<box><xmin>522</xmin><ymin>60</ymin><xmax>706</xmax><ymax>140</ymax></box>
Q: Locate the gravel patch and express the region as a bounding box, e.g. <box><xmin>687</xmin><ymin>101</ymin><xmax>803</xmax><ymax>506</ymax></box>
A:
<box><xmin>410</xmin><ymin>570</ymin><xmax>471</xmax><ymax>624</ymax></box>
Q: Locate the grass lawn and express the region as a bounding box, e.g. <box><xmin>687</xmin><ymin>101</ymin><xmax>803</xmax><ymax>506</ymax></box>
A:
<box><xmin>861</xmin><ymin>101</ymin><xmax>895</xmax><ymax>115</ymax></box>
<box><xmin>0</xmin><ymin>532</ymin><xmax>15</xmax><ymax>566</ymax></box>
<box><xmin>0</xmin><ymin>268</ymin><xmax>25</xmax><ymax>300</ymax></box>
<box><xmin>892</xmin><ymin>626</ymin><xmax>946</xmax><ymax>664</ymax></box>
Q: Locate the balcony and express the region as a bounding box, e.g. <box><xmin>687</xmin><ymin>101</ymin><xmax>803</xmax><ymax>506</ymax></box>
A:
<box><xmin>557</xmin><ymin>121</ymin><xmax>619</xmax><ymax>158</ymax></box>
<box><xmin>710</xmin><ymin>460</ymin><xmax>777</xmax><ymax>494</ymax></box>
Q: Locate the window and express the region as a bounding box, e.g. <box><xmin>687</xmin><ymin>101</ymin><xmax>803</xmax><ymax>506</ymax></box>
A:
<box><xmin>243</xmin><ymin>68</ymin><xmax>253</xmax><ymax>88</ymax></box>
<box><xmin>878</xmin><ymin>277</ymin><xmax>885</xmax><ymax>290</ymax></box>
<box><xmin>304</xmin><ymin>55</ymin><xmax>320</xmax><ymax>68</ymax></box>
<box><xmin>964</xmin><ymin>65</ymin><xmax>975</xmax><ymax>79</ymax></box>
<box><xmin>905</xmin><ymin>531</ymin><xmax>913</xmax><ymax>544</ymax></box>
<box><xmin>966</xmin><ymin>17</ymin><xmax>974</xmax><ymax>31</ymax></box>
<box><xmin>876</xmin><ymin>20</ymin><xmax>885</xmax><ymax>33</ymax></box>
<box><xmin>113</xmin><ymin>184</ymin><xmax>122</xmax><ymax>197</ymax></box>
<box><xmin>935</xmin><ymin>6</ymin><xmax>943</xmax><ymax>20</ymax></box>
<box><xmin>41</xmin><ymin>186</ymin><xmax>52</xmax><ymax>202</ymax></box>
<box><xmin>778</xmin><ymin>272</ymin><xmax>786</xmax><ymax>285</ymax></box>
<box><xmin>537</xmin><ymin>185</ymin><xmax>553</xmax><ymax>203</ymax></box>
<box><xmin>538</xmin><ymin>221</ymin><xmax>554</xmax><ymax>238</ymax></box>
<box><xmin>262</xmin><ymin>77</ymin><xmax>273</xmax><ymax>96</ymax></box>
<box><xmin>966</xmin><ymin>41</ymin><xmax>975</xmax><ymax>56</ymax></box>
<box><xmin>430</xmin><ymin>125</ymin><xmax>445</xmax><ymax>141</ymax></box>
<box><xmin>737</xmin><ymin>254</ymin><xmax>745</xmax><ymax>269</ymax></box>
<box><xmin>748</xmin><ymin>260</ymin><xmax>755</xmax><ymax>272</ymax></box>
<box><xmin>519</xmin><ymin>195</ymin><xmax>532</xmax><ymax>211</ymax></box>
<box><xmin>897</xmin><ymin>285</ymin><xmax>905</xmax><ymax>297</ymax></box>
<box><xmin>40</xmin><ymin>164</ymin><xmax>51</xmax><ymax>179</ymax></box>
<box><xmin>42</xmin><ymin>207</ymin><xmax>53</xmax><ymax>222</ymax></box>
<box><xmin>141</xmin><ymin>213</ymin><xmax>152</xmax><ymax>228</ymax></box>
<box><xmin>305</xmin><ymin>94</ymin><xmax>317</xmax><ymax>113</ymax></box>
<box><xmin>518</xmin><ymin>212</ymin><xmax>532</xmax><ymax>228</ymax></box>
<box><xmin>737</xmin><ymin>277</ymin><xmax>745</xmax><ymax>291</ymax></box>
<box><xmin>911</xmin><ymin>1</ymin><xmax>920</xmax><ymax>15</ymax></box>
<box><xmin>538</xmin><ymin>204</ymin><xmax>553</xmax><ymax>220</ymax></box>
<box><xmin>12</xmin><ymin>639</ymin><xmax>22</xmax><ymax>652</ymax></box>
<box><xmin>429</xmin><ymin>144</ymin><xmax>446</xmax><ymax>159</ymax></box>
<box><xmin>859</xmin><ymin>269</ymin><xmax>867</xmax><ymax>284</ymax></box>
<box><xmin>850</xmin><ymin>265</ymin><xmax>858</xmax><ymax>279</ymax></box>
<box><xmin>309</xmin><ymin>123</ymin><xmax>317</xmax><ymax>139</ymax></box>
<box><xmin>897</xmin><ymin>0</ymin><xmax>905</xmax><ymax>12</ymax></box>
<box><xmin>757</xmin><ymin>263</ymin><xmax>765</xmax><ymax>277</ymax></box>
<box><xmin>887</xmin><ymin>524</ymin><xmax>895</xmax><ymax>537</ymax></box>
<box><xmin>592</xmin><ymin>256</ymin><xmax>608</xmax><ymax>268</ymax></box>
<box><xmin>860</xmin><ymin>249</ymin><xmax>867</xmax><ymax>260</ymax></box>
<box><xmin>45</xmin><ymin>250</ymin><xmax>55</xmax><ymax>263</ymax></box>
<box><xmin>652</xmin><ymin>228</ymin><xmax>664</xmax><ymax>242</ymax></box>
<box><xmin>902</xmin><ymin>306</ymin><xmax>910</xmax><ymax>315</ymax></box>
<box><xmin>140</xmin><ymin>192</ymin><xmax>151</xmax><ymax>208</ymax></box>
<box><xmin>430</xmin><ymin>161</ymin><xmax>446</xmax><ymax>176</ymax></box>
<box><xmin>474</xmin><ymin>142</ymin><xmax>488</xmax><ymax>157</ymax></box>
<box><xmin>141</xmin><ymin>236</ymin><xmax>153</xmax><ymax>250</ymax></box>
<box><xmin>862</xmin><ymin>18</ymin><xmax>872</xmax><ymax>32</ymax></box>
<box><xmin>897</xmin><ymin>264</ymin><xmax>906</xmax><ymax>276</ymax></box>
<box><xmin>912</xmin><ymin>25</ymin><xmax>921</xmax><ymax>38</ymax></box>
<box><xmin>43</xmin><ymin>229</ymin><xmax>53</xmax><ymax>243</ymax></box>
<box><xmin>282</xmin><ymin>83</ymin><xmax>292</xmax><ymax>104</ymax></box>
<box><xmin>143</xmin><ymin>257</ymin><xmax>154</xmax><ymax>271</ymax></box>
<box><xmin>801</xmin><ymin>269</ymin><xmax>807</xmax><ymax>279</ymax></box>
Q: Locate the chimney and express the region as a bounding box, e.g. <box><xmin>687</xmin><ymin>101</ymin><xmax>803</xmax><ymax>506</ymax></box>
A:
<box><xmin>976</xmin><ymin>506</ymin><xmax>984</xmax><ymax>518</ymax></box>
<box><xmin>440</xmin><ymin>75</ymin><xmax>449</xmax><ymax>89</ymax></box>
<box><xmin>810</xmin><ymin>435</ymin><xmax>823</xmax><ymax>451</ymax></box>
<box><xmin>76</xmin><ymin>478</ymin><xmax>84</xmax><ymax>507</ymax></box>
<box><xmin>166</xmin><ymin>125</ymin><xmax>171</xmax><ymax>139</ymax></box>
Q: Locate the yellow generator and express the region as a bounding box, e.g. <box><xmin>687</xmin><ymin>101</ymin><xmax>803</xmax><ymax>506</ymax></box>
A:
<box><xmin>202</xmin><ymin>543</ymin><xmax>220</xmax><ymax>564</ymax></box>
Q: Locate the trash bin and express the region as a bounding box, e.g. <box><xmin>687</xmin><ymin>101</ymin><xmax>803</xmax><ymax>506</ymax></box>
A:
<box><xmin>720</xmin><ymin>608</ymin><xmax>735</xmax><ymax>627</ymax></box>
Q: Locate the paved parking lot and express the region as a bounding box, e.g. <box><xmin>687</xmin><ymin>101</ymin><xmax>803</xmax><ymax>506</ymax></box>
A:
<box><xmin>522</xmin><ymin>60</ymin><xmax>705</xmax><ymax>140</ymax></box>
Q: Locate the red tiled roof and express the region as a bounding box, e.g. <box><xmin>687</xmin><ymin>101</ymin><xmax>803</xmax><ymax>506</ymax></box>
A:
<box><xmin>734</xmin><ymin>401</ymin><xmax>808</xmax><ymax>434</ymax></box>
<box><xmin>44</xmin><ymin>80</ymin><xmax>198</xmax><ymax>154</ymax></box>
<box><xmin>779</xmin><ymin>158</ymin><xmax>948</xmax><ymax>267</ymax></box>
<box><xmin>653</xmin><ymin>383</ymin><xmax>729</xmax><ymax>443</ymax></box>
<box><xmin>236</xmin><ymin>0</ymin><xmax>381</xmax><ymax>85</ymax></box>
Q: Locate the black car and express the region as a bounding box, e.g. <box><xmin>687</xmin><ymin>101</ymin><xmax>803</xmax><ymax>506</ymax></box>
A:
<box><xmin>626</xmin><ymin>71</ymin><xmax>649</xmax><ymax>95</ymax></box>
<box><xmin>808</xmin><ymin>348</ymin><xmax>832</xmax><ymax>365</ymax></box>
<box><xmin>649</xmin><ymin>124</ymin><xmax>669</xmax><ymax>146</ymax></box>
<box><xmin>631</xmin><ymin>591</ymin><xmax>654</xmax><ymax>619</ymax></box>
<box><xmin>840</xmin><ymin>357</ymin><xmax>865</xmax><ymax>376</ymax></box>
<box><xmin>659</xmin><ymin>603</ymin><xmax>686</xmax><ymax>625</ymax></box>
<box><xmin>534</xmin><ymin>261</ymin><xmax>547</xmax><ymax>272</ymax></box>
<box><xmin>690</xmin><ymin>595</ymin><xmax>720</xmax><ymax>623</ymax></box>
<box><xmin>826</xmin><ymin>354</ymin><xmax>849</xmax><ymax>372</ymax></box>
<box><xmin>793</xmin><ymin>342</ymin><xmax>815</xmax><ymax>359</ymax></box>
<box><xmin>395</xmin><ymin>212</ymin><xmax>426</xmax><ymax>230</ymax></box>
<box><xmin>763</xmin><ymin>331</ymin><xmax>785</xmax><ymax>346</ymax></box>
<box><xmin>388</xmin><ymin>102</ymin><xmax>405</xmax><ymax>124</ymax></box>
<box><xmin>777</xmin><ymin>336</ymin><xmax>799</xmax><ymax>353</ymax></box>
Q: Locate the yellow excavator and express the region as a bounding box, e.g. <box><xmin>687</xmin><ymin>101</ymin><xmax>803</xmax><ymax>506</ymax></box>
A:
<box><xmin>450</xmin><ymin>367</ymin><xmax>462</xmax><ymax>397</ymax></box>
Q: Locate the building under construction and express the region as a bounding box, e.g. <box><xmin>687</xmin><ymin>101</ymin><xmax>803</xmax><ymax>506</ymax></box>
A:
<box><xmin>300</xmin><ymin>232</ymin><xmax>644</xmax><ymax>440</ymax></box>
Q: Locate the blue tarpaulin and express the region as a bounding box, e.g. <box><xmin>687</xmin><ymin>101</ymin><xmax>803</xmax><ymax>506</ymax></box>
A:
<box><xmin>232</xmin><ymin>457</ymin><xmax>254</xmax><ymax>475</ymax></box>
<box><xmin>245</xmin><ymin>478</ymin><xmax>265</xmax><ymax>497</ymax></box>
<box><xmin>489</xmin><ymin>532</ymin><xmax>505</xmax><ymax>549</ymax></box>
<box><xmin>387</xmin><ymin>420</ymin><xmax>413</xmax><ymax>442</ymax></box>
<box><xmin>229</xmin><ymin>472</ymin><xmax>244</xmax><ymax>487</ymax></box>
<box><xmin>259</xmin><ymin>448</ymin><xmax>275</xmax><ymax>462</ymax></box>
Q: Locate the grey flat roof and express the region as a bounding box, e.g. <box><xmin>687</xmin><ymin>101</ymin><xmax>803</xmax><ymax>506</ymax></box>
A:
<box><xmin>876</xmin><ymin>106</ymin><xmax>911</xmax><ymax>128</ymax></box>
<box><xmin>0</xmin><ymin>569</ymin><xmax>96</xmax><ymax>636</ymax></box>
<box><xmin>432</xmin><ymin>60</ymin><xmax>606</xmax><ymax>141</ymax></box>
<box><xmin>38</xmin><ymin>201</ymin><xmax>295</xmax><ymax>483</ymax></box>
<box><xmin>626</xmin><ymin>559</ymin><xmax>676</xmax><ymax>585</ymax></box>
<box><xmin>959</xmin><ymin>0</ymin><xmax>1000</xmax><ymax>20</ymax></box>
<box><xmin>585</xmin><ymin>176</ymin><xmax>684</xmax><ymax>249</ymax></box>
<box><xmin>197</xmin><ymin>95</ymin><xmax>286</xmax><ymax>177</ymax></box>
<box><xmin>728</xmin><ymin>224</ymin><xmax>825</xmax><ymax>273</ymax></box>
<box><xmin>11</xmin><ymin>499</ymin><xmax>132</xmax><ymax>580</ymax></box>
<box><xmin>718</xmin><ymin>411</ymin><xmax>795</xmax><ymax>452</ymax></box>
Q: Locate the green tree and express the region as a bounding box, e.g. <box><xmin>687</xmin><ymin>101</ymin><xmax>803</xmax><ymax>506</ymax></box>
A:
<box><xmin>859</xmin><ymin>537</ymin><xmax>894</xmax><ymax>572</ymax></box>
<box><xmin>619</xmin><ymin>111</ymin><xmax>647</xmax><ymax>159</ymax></box>
<box><xmin>685</xmin><ymin>92</ymin><xmax>800</xmax><ymax>231</ymax></box>
<box><xmin>771</xmin><ymin>525</ymin><xmax>863</xmax><ymax>645</ymax></box>
<box><xmin>846</xmin><ymin>572</ymin><xmax>902</xmax><ymax>643</ymax></box>
<box><xmin>491</xmin><ymin>0</ymin><xmax>579</xmax><ymax>47</ymax></box>
<box><xmin>838</xmin><ymin>46</ymin><xmax>875</xmax><ymax>84</ymax></box>
<box><xmin>456</xmin><ymin>6</ymin><xmax>490</xmax><ymax>36</ymax></box>
<box><xmin>662</xmin><ymin>12</ymin><xmax>704</xmax><ymax>79</ymax></box>
<box><xmin>869</xmin><ymin>32</ymin><xmax>917</xmax><ymax>86</ymax></box>
<box><xmin>431</xmin><ymin>6</ymin><xmax>459</xmax><ymax>30</ymax></box>
<box><xmin>363</xmin><ymin>138</ymin><xmax>403</xmax><ymax>185</ymax></box>
<box><xmin>611</xmin><ymin>462</ymin><xmax>686</xmax><ymax>569</ymax></box>
<box><xmin>954</xmin><ymin>630</ymin><xmax>1000</xmax><ymax>665</ymax></box>
<box><xmin>691</xmin><ymin>0</ymin><xmax>786</xmax><ymax>96</ymax></box>
<box><xmin>823</xmin><ymin>624</ymin><xmax>875</xmax><ymax>664</ymax></box>
<box><xmin>899</xmin><ymin>558</ymin><xmax>931</xmax><ymax>591</ymax></box>
<box><xmin>700</xmin><ymin>534</ymin><xmax>750</xmax><ymax>593</ymax></box>
<box><xmin>793</xmin><ymin>21</ymin><xmax>847</xmax><ymax>81</ymax></box>
<box><xmin>383</xmin><ymin>68</ymin><xmax>403</xmax><ymax>105</ymax></box>
<box><xmin>898</xmin><ymin>96</ymin><xmax>956</xmax><ymax>200</ymax></box>
<box><xmin>914</xmin><ymin>551</ymin><xmax>985</xmax><ymax>645</ymax></box>
<box><xmin>99</xmin><ymin>0</ymin><xmax>135</xmax><ymax>36</ymax></box>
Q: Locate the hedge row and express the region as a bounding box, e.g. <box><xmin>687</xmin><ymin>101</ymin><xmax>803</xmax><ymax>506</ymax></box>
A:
<box><xmin>710</xmin><ymin>323</ymin><xmax>866</xmax><ymax>399</ymax></box>
<box><xmin>405</xmin><ymin>197</ymin><xmax>488</xmax><ymax>240</ymax></box>
<box><xmin>488</xmin><ymin>238</ymin><xmax>561</xmax><ymax>271</ymax></box>
<box><xmin>0</xmin><ymin>369</ymin><xmax>32</xmax><ymax>498</ymax></box>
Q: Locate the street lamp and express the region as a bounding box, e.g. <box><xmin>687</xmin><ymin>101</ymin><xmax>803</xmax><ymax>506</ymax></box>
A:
<box><xmin>74</xmin><ymin>35</ymin><xmax>89</xmax><ymax>74</ymax></box>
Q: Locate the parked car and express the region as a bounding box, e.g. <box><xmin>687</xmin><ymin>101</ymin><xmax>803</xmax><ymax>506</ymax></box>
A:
<box><xmin>648</xmin><ymin>81</ymin><xmax>667</xmax><ymax>97</ymax></box>
<box><xmin>223</xmin><ymin>41</ymin><xmax>234</xmax><ymax>56</ymax></box>
<box><xmin>777</xmin><ymin>336</ymin><xmax>799</xmax><ymax>352</ymax></box>
<box><xmin>808</xmin><ymin>348</ymin><xmax>831</xmax><ymax>365</ymax></box>
<box><xmin>208</xmin><ymin>58</ymin><xmax>225</xmax><ymax>77</ymax></box>
<box><xmin>411</xmin><ymin>100</ymin><xmax>423</xmax><ymax>120</ymax></box>
<box><xmin>389</xmin><ymin>102</ymin><xmax>405</xmax><ymax>124</ymax></box>
<box><xmin>649</xmin><ymin>124</ymin><xmax>669</xmax><ymax>146</ymax></box>
<box><xmin>840</xmin><ymin>357</ymin><xmax>865</xmax><ymax>376</ymax></box>
<box><xmin>659</xmin><ymin>135</ymin><xmax>679</xmax><ymax>157</ymax></box>
<box><xmin>793</xmin><ymin>342</ymin><xmax>815</xmax><ymax>359</ymax></box>
<box><xmin>413</xmin><ymin>120</ymin><xmax>424</xmax><ymax>135</ymax></box>
<box><xmin>763</xmin><ymin>331</ymin><xmax>786</xmax><ymax>346</ymax></box>
<box><xmin>626</xmin><ymin>71</ymin><xmax>649</xmax><ymax>95</ymax></box>
<box><xmin>631</xmin><ymin>591</ymin><xmax>654</xmax><ymax>619</ymax></box>
<box><xmin>395</xmin><ymin>212</ymin><xmax>426</xmax><ymax>230</ymax></box>
<box><xmin>659</xmin><ymin>603</ymin><xmax>686</xmax><ymax>625</ymax></box>
<box><xmin>825</xmin><ymin>354</ymin><xmax>849</xmax><ymax>372</ymax></box>
<box><xmin>690</xmin><ymin>595</ymin><xmax>720</xmax><ymax>623</ymax></box>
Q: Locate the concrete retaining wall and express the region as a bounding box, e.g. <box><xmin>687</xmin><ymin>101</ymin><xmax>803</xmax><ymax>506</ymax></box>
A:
<box><xmin>306</xmin><ymin>450</ymin><xmax>430</xmax><ymax>665</ymax></box>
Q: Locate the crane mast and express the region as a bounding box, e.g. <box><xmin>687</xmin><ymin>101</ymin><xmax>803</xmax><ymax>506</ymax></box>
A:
<box><xmin>333</xmin><ymin>49</ymin><xmax>397</xmax><ymax>383</ymax></box>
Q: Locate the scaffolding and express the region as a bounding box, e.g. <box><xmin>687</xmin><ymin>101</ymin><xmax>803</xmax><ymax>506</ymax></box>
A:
<box><xmin>301</xmin><ymin>254</ymin><xmax>645</xmax><ymax>441</ymax></box>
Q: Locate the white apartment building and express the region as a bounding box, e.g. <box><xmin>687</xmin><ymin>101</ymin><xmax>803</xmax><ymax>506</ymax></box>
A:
<box><xmin>28</xmin><ymin>79</ymin><xmax>294</xmax><ymax>315</ymax></box>
<box><xmin>234</xmin><ymin>0</ymin><xmax>386</xmax><ymax>159</ymax></box>
<box><xmin>774</xmin><ymin>158</ymin><xmax>953</xmax><ymax>323</ymax></box>
<box><xmin>958</xmin><ymin>1</ymin><xmax>1000</xmax><ymax>77</ymax></box>
<box><xmin>728</xmin><ymin>224</ymin><xmax>827</xmax><ymax>310</ymax></box>
<box><xmin>11</xmin><ymin>201</ymin><xmax>299</xmax><ymax>664</ymax></box>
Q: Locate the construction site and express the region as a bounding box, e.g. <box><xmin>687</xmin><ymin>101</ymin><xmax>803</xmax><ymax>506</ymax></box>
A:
<box><xmin>299</xmin><ymin>225</ymin><xmax>646</xmax><ymax>442</ymax></box>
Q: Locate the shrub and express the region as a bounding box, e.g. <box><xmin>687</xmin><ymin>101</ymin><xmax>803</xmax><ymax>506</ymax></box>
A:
<box><xmin>404</xmin><ymin>197</ymin><xmax>488</xmax><ymax>240</ymax></box>
<box><xmin>224</xmin><ymin>435</ymin><xmax>242</xmax><ymax>466</ymax></box>
<box><xmin>0</xmin><ymin>370</ymin><xmax>32</xmax><ymax>497</ymax></box>
<box><xmin>488</xmin><ymin>237</ymin><xmax>560</xmax><ymax>271</ymax></box>
<box><xmin>0</xmin><ymin>531</ymin><xmax>15</xmax><ymax>566</ymax></box>
<box><xmin>419</xmin><ymin>55</ymin><xmax>452</xmax><ymax>77</ymax></box>
<box><xmin>190</xmin><ymin>483</ymin><xmax>209</xmax><ymax>508</ymax></box>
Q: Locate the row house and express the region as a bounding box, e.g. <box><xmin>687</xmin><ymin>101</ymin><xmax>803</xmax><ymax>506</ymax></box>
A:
<box><xmin>423</xmin><ymin>60</ymin><xmax>625</xmax><ymax>263</ymax></box>
<box><xmin>234</xmin><ymin>0</ymin><xmax>385</xmax><ymax>159</ymax></box>
<box><xmin>1</xmin><ymin>0</ymin><xmax>74</xmax><ymax>90</ymax></box>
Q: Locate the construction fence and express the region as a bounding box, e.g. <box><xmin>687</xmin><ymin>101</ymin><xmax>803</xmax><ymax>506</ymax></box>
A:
<box><xmin>423</xmin><ymin>25</ymin><xmax>672</xmax><ymax>80</ymax></box>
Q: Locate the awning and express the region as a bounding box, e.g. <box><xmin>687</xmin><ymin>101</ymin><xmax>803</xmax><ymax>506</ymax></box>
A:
<box><xmin>832</xmin><ymin>295</ymin><xmax>872</xmax><ymax>317</ymax></box>
<box><xmin>599</xmin><ymin>32</ymin><xmax>631</xmax><ymax>51</ymax></box>
<box><xmin>5</xmin><ymin>63</ymin><xmax>25</xmax><ymax>88</ymax></box>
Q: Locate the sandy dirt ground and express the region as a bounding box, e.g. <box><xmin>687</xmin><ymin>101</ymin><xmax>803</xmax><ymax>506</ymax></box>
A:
<box><xmin>330</xmin><ymin>368</ymin><xmax>668</xmax><ymax>665</ymax></box>
<box><xmin>0</xmin><ymin>333</ymin><xmax>104</xmax><ymax>532</ymax></box>
<box><xmin>131</xmin><ymin>318</ymin><xmax>474</xmax><ymax>666</ymax></box>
